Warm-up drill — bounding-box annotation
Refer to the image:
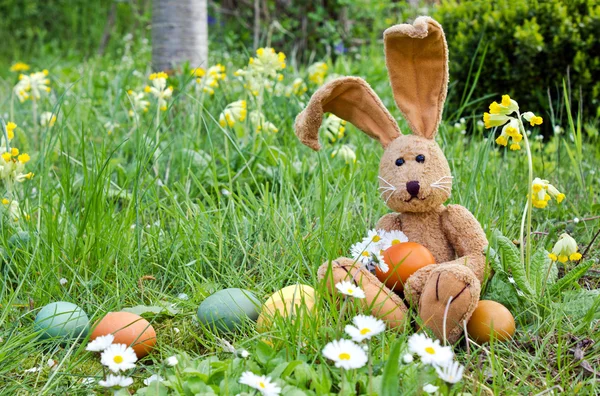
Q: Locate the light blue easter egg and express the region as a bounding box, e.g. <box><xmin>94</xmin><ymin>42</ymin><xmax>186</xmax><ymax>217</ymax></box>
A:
<box><xmin>34</xmin><ymin>301</ymin><xmax>90</xmax><ymax>339</ymax></box>
<box><xmin>197</xmin><ymin>288</ymin><xmax>261</xmax><ymax>332</ymax></box>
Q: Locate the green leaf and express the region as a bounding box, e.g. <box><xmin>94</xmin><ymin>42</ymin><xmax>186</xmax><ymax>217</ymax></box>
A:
<box><xmin>530</xmin><ymin>248</ymin><xmax>557</xmax><ymax>295</ymax></box>
<box><xmin>380</xmin><ymin>339</ymin><xmax>402</xmax><ymax>396</ymax></box>
<box><xmin>493</xmin><ymin>230</ymin><xmax>534</xmax><ymax>295</ymax></box>
<box><xmin>256</xmin><ymin>340</ymin><xmax>276</xmax><ymax>365</ymax></box>
<box><xmin>482</xmin><ymin>274</ymin><xmax>522</xmax><ymax>313</ymax></box>
<box><xmin>550</xmin><ymin>260</ymin><xmax>594</xmax><ymax>296</ymax></box>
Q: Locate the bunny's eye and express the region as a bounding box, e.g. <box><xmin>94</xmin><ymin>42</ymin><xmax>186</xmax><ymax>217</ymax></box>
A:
<box><xmin>416</xmin><ymin>154</ymin><xmax>426</xmax><ymax>163</ymax></box>
<box><xmin>395</xmin><ymin>158</ymin><xmax>405</xmax><ymax>167</ymax></box>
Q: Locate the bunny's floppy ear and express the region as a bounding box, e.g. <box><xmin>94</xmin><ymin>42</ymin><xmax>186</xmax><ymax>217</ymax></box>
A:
<box><xmin>295</xmin><ymin>77</ymin><xmax>401</xmax><ymax>151</ymax></box>
<box><xmin>384</xmin><ymin>16</ymin><xmax>448</xmax><ymax>140</ymax></box>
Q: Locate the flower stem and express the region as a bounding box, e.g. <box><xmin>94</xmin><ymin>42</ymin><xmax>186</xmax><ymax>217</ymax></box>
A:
<box><xmin>517</xmin><ymin>111</ymin><xmax>534</xmax><ymax>279</ymax></box>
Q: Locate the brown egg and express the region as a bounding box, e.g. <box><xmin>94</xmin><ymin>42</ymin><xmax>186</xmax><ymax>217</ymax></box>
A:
<box><xmin>467</xmin><ymin>300</ymin><xmax>515</xmax><ymax>343</ymax></box>
<box><xmin>90</xmin><ymin>312</ymin><xmax>156</xmax><ymax>357</ymax></box>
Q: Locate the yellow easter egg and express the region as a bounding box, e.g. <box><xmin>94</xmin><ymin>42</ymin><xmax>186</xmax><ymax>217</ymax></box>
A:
<box><xmin>257</xmin><ymin>285</ymin><xmax>316</xmax><ymax>331</ymax></box>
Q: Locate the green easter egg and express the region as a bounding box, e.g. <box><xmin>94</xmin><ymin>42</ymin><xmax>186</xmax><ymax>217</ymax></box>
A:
<box><xmin>9</xmin><ymin>231</ymin><xmax>31</xmax><ymax>248</ymax></box>
<box><xmin>197</xmin><ymin>288</ymin><xmax>261</xmax><ymax>332</ymax></box>
<box><xmin>34</xmin><ymin>302</ymin><xmax>90</xmax><ymax>339</ymax></box>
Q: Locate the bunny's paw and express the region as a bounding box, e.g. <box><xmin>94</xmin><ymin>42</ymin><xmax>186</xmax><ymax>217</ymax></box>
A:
<box><xmin>417</xmin><ymin>264</ymin><xmax>481</xmax><ymax>343</ymax></box>
<box><xmin>318</xmin><ymin>258</ymin><xmax>408</xmax><ymax>328</ymax></box>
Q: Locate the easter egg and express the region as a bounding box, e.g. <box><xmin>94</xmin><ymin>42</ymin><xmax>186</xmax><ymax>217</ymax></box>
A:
<box><xmin>376</xmin><ymin>242</ymin><xmax>436</xmax><ymax>291</ymax></box>
<box><xmin>90</xmin><ymin>312</ymin><xmax>157</xmax><ymax>357</ymax></box>
<box><xmin>257</xmin><ymin>284</ymin><xmax>316</xmax><ymax>331</ymax></box>
<box><xmin>9</xmin><ymin>231</ymin><xmax>31</xmax><ymax>248</ymax></box>
<box><xmin>34</xmin><ymin>302</ymin><xmax>90</xmax><ymax>339</ymax></box>
<box><xmin>196</xmin><ymin>288</ymin><xmax>261</xmax><ymax>333</ymax></box>
<box><xmin>467</xmin><ymin>300</ymin><xmax>515</xmax><ymax>343</ymax></box>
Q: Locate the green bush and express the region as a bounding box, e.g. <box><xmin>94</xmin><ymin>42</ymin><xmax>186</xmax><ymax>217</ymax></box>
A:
<box><xmin>434</xmin><ymin>0</ymin><xmax>600</xmax><ymax>120</ymax></box>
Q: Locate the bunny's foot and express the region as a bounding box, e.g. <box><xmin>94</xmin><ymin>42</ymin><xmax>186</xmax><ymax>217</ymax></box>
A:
<box><xmin>414</xmin><ymin>264</ymin><xmax>481</xmax><ymax>343</ymax></box>
<box><xmin>318</xmin><ymin>258</ymin><xmax>408</xmax><ymax>328</ymax></box>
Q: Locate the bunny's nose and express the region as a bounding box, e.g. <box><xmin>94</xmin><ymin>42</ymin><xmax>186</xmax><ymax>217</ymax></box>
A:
<box><xmin>406</xmin><ymin>181</ymin><xmax>420</xmax><ymax>197</ymax></box>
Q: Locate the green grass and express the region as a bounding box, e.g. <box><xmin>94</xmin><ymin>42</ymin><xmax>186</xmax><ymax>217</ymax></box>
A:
<box><xmin>0</xmin><ymin>38</ymin><xmax>599</xmax><ymax>395</ymax></box>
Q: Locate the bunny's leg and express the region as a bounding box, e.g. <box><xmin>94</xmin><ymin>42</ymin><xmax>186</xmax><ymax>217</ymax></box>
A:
<box><xmin>318</xmin><ymin>258</ymin><xmax>408</xmax><ymax>328</ymax></box>
<box><xmin>414</xmin><ymin>264</ymin><xmax>481</xmax><ymax>343</ymax></box>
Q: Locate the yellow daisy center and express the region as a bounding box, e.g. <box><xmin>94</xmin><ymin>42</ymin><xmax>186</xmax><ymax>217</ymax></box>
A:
<box><xmin>372</xmin><ymin>235</ymin><xmax>381</xmax><ymax>242</ymax></box>
<box><xmin>347</xmin><ymin>288</ymin><xmax>354</xmax><ymax>294</ymax></box>
<box><xmin>339</xmin><ymin>353</ymin><xmax>351</xmax><ymax>360</ymax></box>
<box><xmin>259</xmin><ymin>382</ymin><xmax>265</xmax><ymax>389</ymax></box>
<box><xmin>391</xmin><ymin>239</ymin><xmax>401</xmax><ymax>245</ymax></box>
<box><xmin>361</xmin><ymin>251</ymin><xmax>370</xmax><ymax>257</ymax></box>
<box><xmin>425</xmin><ymin>347</ymin><xmax>436</xmax><ymax>355</ymax></box>
<box><xmin>113</xmin><ymin>355</ymin><xmax>123</xmax><ymax>364</ymax></box>
<box><xmin>360</xmin><ymin>328</ymin><xmax>371</xmax><ymax>335</ymax></box>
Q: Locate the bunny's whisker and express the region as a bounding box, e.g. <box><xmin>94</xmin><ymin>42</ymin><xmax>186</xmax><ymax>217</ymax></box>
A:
<box><xmin>378</xmin><ymin>176</ymin><xmax>396</xmax><ymax>188</ymax></box>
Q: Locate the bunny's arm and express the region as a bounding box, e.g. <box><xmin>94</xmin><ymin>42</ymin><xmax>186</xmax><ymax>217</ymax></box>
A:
<box><xmin>440</xmin><ymin>204</ymin><xmax>488</xmax><ymax>283</ymax></box>
<box><xmin>376</xmin><ymin>213</ymin><xmax>403</xmax><ymax>232</ymax></box>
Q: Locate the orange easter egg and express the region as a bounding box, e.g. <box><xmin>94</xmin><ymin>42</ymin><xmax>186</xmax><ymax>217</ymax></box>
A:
<box><xmin>467</xmin><ymin>300</ymin><xmax>515</xmax><ymax>343</ymax></box>
<box><xmin>90</xmin><ymin>312</ymin><xmax>156</xmax><ymax>357</ymax></box>
<box><xmin>376</xmin><ymin>242</ymin><xmax>435</xmax><ymax>291</ymax></box>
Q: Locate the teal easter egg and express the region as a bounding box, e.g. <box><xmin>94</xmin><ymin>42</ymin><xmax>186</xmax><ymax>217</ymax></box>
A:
<box><xmin>34</xmin><ymin>302</ymin><xmax>90</xmax><ymax>339</ymax></box>
<box><xmin>9</xmin><ymin>231</ymin><xmax>30</xmax><ymax>248</ymax></box>
<box><xmin>197</xmin><ymin>288</ymin><xmax>261</xmax><ymax>332</ymax></box>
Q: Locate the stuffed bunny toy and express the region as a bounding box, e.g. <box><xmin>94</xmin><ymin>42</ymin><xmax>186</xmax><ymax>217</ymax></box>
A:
<box><xmin>294</xmin><ymin>16</ymin><xmax>488</xmax><ymax>343</ymax></box>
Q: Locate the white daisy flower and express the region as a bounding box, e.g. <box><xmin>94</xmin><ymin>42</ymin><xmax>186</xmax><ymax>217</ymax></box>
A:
<box><xmin>379</xmin><ymin>229</ymin><xmax>408</xmax><ymax>250</ymax></box>
<box><xmin>434</xmin><ymin>360</ymin><xmax>465</xmax><ymax>384</ymax></box>
<box><xmin>98</xmin><ymin>374</ymin><xmax>133</xmax><ymax>389</ymax></box>
<box><xmin>350</xmin><ymin>239</ymin><xmax>375</xmax><ymax>265</ymax></box>
<box><xmin>373</xmin><ymin>252</ymin><xmax>389</xmax><ymax>273</ymax></box>
<box><xmin>322</xmin><ymin>339</ymin><xmax>368</xmax><ymax>370</ymax></box>
<box><xmin>423</xmin><ymin>383</ymin><xmax>439</xmax><ymax>394</ymax></box>
<box><xmin>402</xmin><ymin>353</ymin><xmax>414</xmax><ymax>364</ymax></box>
<box><xmin>143</xmin><ymin>374</ymin><xmax>164</xmax><ymax>385</ymax></box>
<box><xmin>344</xmin><ymin>315</ymin><xmax>386</xmax><ymax>342</ymax></box>
<box><xmin>407</xmin><ymin>333</ymin><xmax>453</xmax><ymax>366</ymax></box>
<box><xmin>100</xmin><ymin>343</ymin><xmax>137</xmax><ymax>372</ymax></box>
<box><xmin>24</xmin><ymin>367</ymin><xmax>41</xmax><ymax>373</ymax></box>
<box><xmin>239</xmin><ymin>349</ymin><xmax>250</xmax><ymax>358</ymax></box>
<box><xmin>239</xmin><ymin>371</ymin><xmax>281</xmax><ymax>396</ymax></box>
<box><xmin>364</xmin><ymin>229</ymin><xmax>383</xmax><ymax>245</ymax></box>
<box><xmin>335</xmin><ymin>281</ymin><xmax>366</xmax><ymax>299</ymax></box>
<box><xmin>59</xmin><ymin>278</ymin><xmax>68</xmax><ymax>286</ymax></box>
<box><xmin>86</xmin><ymin>334</ymin><xmax>115</xmax><ymax>352</ymax></box>
<box><xmin>165</xmin><ymin>355</ymin><xmax>179</xmax><ymax>366</ymax></box>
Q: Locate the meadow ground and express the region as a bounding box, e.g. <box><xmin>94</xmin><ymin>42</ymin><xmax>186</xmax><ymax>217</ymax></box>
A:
<box><xmin>0</xmin><ymin>39</ymin><xmax>599</xmax><ymax>395</ymax></box>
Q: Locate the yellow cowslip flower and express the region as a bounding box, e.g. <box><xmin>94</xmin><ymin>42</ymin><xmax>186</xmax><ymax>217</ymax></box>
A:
<box><xmin>548</xmin><ymin>233</ymin><xmax>582</xmax><ymax>263</ymax></box>
<box><xmin>531</xmin><ymin>177</ymin><xmax>565</xmax><ymax>209</ymax></box>
<box><xmin>323</xmin><ymin>114</ymin><xmax>347</xmax><ymax>143</ymax></box>
<box><xmin>13</xmin><ymin>70</ymin><xmax>51</xmax><ymax>102</ymax></box>
<box><xmin>495</xmin><ymin>118</ymin><xmax>522</xmax><ymax>149</ymax></box>
<box><xmin>219</xmin><ymin>100</ymin><xmax>247</xmax><ymax>127</ymax></box>
<box><xmin>483</xmin><ymin>112</ymin><xmax>511</xmax><ymax>129</ymax></box>
<box><xmin>196</xmin><ymin>64</ymin><xmax>226</xmax><ymax>94</ymax></box>
<box><xmin>10</xmin><ymin>62</ymin><xmax>30</xmax><ymax>72</ymax></box>
<box><xmin>331</xmin><ymin>144</ymin><xmax>356</xmax><ymax>164</ymax></box>
<box><xmin>192</xmin><ymin>68</ymin><xmax>206</xmax><ymax>78</ymax></box>
<box><xmin>1</xmin><ymin>198</ymin><xmax>9</xmax><ymax>205</ymax></box>
<box><xmin>489</xmin><ymin>95</ymin><xmax>519</xmax><ymax>115</ymax></box>
<box><xmin>285</xmin><ymin>78</ymin><xmax>308</xmax><ymax>97</ymax></box>
<box><xmin>127</xmin><ymin>90</ymin><xmax>150</xmax><ymax>117</ymax></box>
<box><xmin>18</xmin><ymin>153</ymin><xmax>30</xmax><ymax>164</ymax></box>
<box><xmin>11</xmin><ymin>148</ymin><xmax>19</xmax><ymax>156</ymax></box>
<box><xmin>308</xmin><ymin>62</ymin><xmax>328</xmax><ymax>85</ymax></box>
<box><xmin>5</xmin><ymin>122</ymin><xmax>17</xmax><ymax>140</ymax></box>
<box><xmin>40</xmin><ymin>112</ymin><xmax>57</xmax><ymax>127</ymax></box>
<box><xmin>249</xmin><ymin>48</ymin><xmax>286</xmax><ymax>78</ymax></box>
<box><xmin>522</xmin><ymin>111</ymin><xmax>543</xmax><ymax>126</ymax></box>
<box><xmin>1</xmin><ymin>153</ymin><xmax>11</xmax><ymax>162</ymax></box>
<box><xmin>249</xmin><ymin>111</ymin><xmax>278</xmax><ymax>134</ymax></box>
<box><xmin>146</xmin><ymin>72</ymin><xmax>173</xmax><ymax>111</ymax></box>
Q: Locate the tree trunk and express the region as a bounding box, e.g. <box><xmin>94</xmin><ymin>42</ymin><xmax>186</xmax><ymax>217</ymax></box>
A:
<box><xmin>152</xmin><ymin>0</ymin><xmax>208</xmax><ymax>72</ymax></box>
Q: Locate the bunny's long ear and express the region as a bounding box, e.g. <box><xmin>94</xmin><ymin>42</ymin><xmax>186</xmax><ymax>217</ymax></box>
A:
<box><xmin>295</xmin><ymin>77</ymin><xmax>401</xmax><ymax>151</ymax></box>
<box><xmin>384</xmin><ymin>16</ymin><xmax>448</xmax><ymax>140</ymax></box>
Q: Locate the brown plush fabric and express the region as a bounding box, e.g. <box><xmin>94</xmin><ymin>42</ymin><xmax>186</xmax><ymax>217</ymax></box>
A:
<box><xmin>384</xmin><ymin>17</ymin><xmax>448</xmax><ymax>139</ymax></box>
<box><xmin>318</xmin><ymin>258</ymin><xmax>407</xmax><ymax>328</ymax></box>
<box><xmin>296</xmin><ymin>16</ymin><xmax>489</xmax><ymax>344</ymax></box>
<box><xmin>294</xmin><ymin>77</ymin><xmax>401</xmax><ymax>151</ymax></box>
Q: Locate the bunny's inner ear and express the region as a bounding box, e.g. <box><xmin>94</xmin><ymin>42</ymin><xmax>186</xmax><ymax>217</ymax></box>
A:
<box><xmin>294</xmin><ymin>77</ymin><xmax>401</xmax><ymax>151</ymax></box>
<box><xmin>384</xmin><ymin>16</ymin><xmax>448</xmax><ymax>140</ymax></box>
